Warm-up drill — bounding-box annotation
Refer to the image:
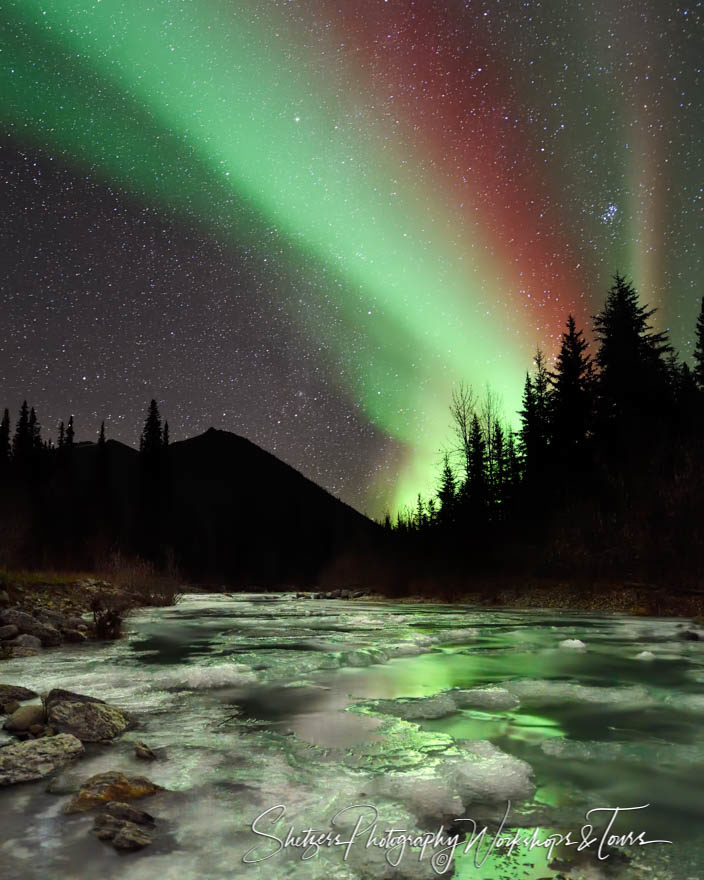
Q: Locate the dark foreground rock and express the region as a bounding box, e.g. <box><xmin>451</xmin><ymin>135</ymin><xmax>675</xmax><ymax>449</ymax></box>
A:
<box><xmin>45</xmin><ymin>689</ymin><xmax>106</xmax><ymax>710</ymax></box>
<box><xmin>3</xmin><ymin>704</ymin><xmax>45</xmax><ymax>732</ymax></box>
<box><xmin>0</xmin><ymin>684</ymin><xmax>38</xmax><ymax>704</ymax></box>
<box><xmin>0</xmin><ymin>734</ymin><xmax>84</xmax><ymax>784</ymax></box>
<box><xmin>65</xmin><ymin>771</ymin><xmax>164</xmax><ymax>813</ymax></box>
<box><xmin>103</xmin><ymin>801</ymin><xmax>155</xmax><ymax>825</ymax></box>
<box><xmin>94</xmin><ymin>814</ymin><xmax>154</xmax><ymax>851</ymax></box>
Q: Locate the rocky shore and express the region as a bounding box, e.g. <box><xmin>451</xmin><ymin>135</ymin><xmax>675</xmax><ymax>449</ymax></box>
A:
<box><xmin>0</xmin><ymin>684</ymin><xmax>165</xmax><ymax>853</ymax></box>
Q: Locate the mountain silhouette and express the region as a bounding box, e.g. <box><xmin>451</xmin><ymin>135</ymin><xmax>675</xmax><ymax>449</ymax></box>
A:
<box><xmin>53</xmin><ymin>428</ymin><xmax>379</xmax><ymax>585</ymax></box>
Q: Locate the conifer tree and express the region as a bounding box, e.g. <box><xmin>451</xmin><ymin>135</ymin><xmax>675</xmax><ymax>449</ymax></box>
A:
<box><xmin>468</xmin><ymin>413</ymin><xmax>487</xmax><ymax>508</ymax></box>
<box><xmin>98</xmin><ymin>421</ymin><xmax>106</xmax><ymax>447</ymax></box>
<box><xmin>426</xmin><ymin>497</ymin><xmax>437</xmax><ymax>525</ymax></box>
<box><xmin>491</xmin><ymin>422</ymin><xmax>506</xmax><ymax>509</ymax></box>
<box><xmin>65</xmin><ymin>415</ymin><xmax>75</xmax><ymax>448</ymax></box>
<box><xmin>58</xmin><ymin>420</ymin><xmax>65</xmax><ymax>448</ymax></box>
<box><xmin>163</xmin><ymin>420</ymin><xmax>170</xmax><ymax>448</ymax></box>
<box><xmin>550</xmin><ymin>315</ymin><xmax>593</xmax><ymax>465</ymax></box>
<box><xmin>0</xmin><ymin>408</ymin><xmax>10</xmax><ymax>466</ymax></box>
<box><xmin>415</xmin><ymin>494</ymin><xmax>426</xmax><ymax>530</ymax></box>
<box><xmin>437</xmin><ymin>452</ymin><xmax>457</xmax><ymax>525</ymax></box>
<box><xmin>140</xmin><ymin>400</ymin><xmax>163</xmax><ymax>459</ymax></box>
<box><xmin>28</xmin><ymin>407</ymin><xmax>42</xmax><ymax>451</ymax></box>
<box><xmin>519</xmin><ymin>374</ymin><xmax>537</xmax><ymax>470</ymax></box>
<box><xmin>694</xmin><ymin>296</ymin><xmax>704</xmax><ymax>389</ymax></box>
<box><xmin>593</xmin><ymin>273</ymin><xmax>672</xmax><ymax>431</ymax></box>
<box><xmin>12</xmin><ymin>401</ymin><xmax>31</xmax><ymax>464</ymax></box>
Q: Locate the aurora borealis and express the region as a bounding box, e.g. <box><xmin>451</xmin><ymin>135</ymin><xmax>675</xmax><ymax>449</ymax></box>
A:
<box><xmin>1</xmin><ymin>1</ymin><xmax>701</xmax><ymax>516</ymax></box>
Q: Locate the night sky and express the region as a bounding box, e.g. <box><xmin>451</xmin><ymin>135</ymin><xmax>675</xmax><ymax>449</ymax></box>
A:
<box><xmin>1</xmin><ymin>0</ymin><xmax>702</xmax><ymax>517</ymax></box>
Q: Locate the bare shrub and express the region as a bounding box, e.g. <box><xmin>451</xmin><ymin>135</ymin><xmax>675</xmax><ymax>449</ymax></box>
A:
<box><xmin>99</xmin><ymin>551</ymin><xmax>183</xmax><ymax>606</ymax></box>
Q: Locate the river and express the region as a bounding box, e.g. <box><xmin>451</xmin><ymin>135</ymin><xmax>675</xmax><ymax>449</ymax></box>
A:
<box><xmin>1</xmin><ymin>593</ymin><xmax>703</xmax><ymax>879</ymax></box>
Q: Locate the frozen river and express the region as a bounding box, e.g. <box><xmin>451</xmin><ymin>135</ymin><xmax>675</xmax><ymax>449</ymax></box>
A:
<box><xmin>1</xmin><ymin>593</ymin><xmax>703</xmax><ymax>879</ymax></box>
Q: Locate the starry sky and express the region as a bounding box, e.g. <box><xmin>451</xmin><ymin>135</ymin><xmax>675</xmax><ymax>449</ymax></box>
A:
<box><xmin>1</xmin><ymin>0</ymin><xmax>702</xmax><ymax>518</ymax></box>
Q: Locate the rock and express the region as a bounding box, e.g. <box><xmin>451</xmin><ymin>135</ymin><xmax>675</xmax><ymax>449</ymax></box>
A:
<box><xmin>44</xmin><ymin>689</ymin><xmax>105</xmax><ymax>710</ymax></box>
<box><xmin>103</xmin><ymin>800</ymin><xmax>155</xmax><ymax>825</ymax></box>
<box><xmin>48</xmin><ymin>699</ymin><xmax>128</xmax><ymax>742</ymax></box>
<box><xmin>0</xmin><ymin>685</ymin><xmax>38</xmax><ymax>703</ymax></box>
<box><xmin>679</xmin><ymin>630</ymin><xmax>701</xmax><ymax>641</ymax></box>
<box><xmin>93</xmin><ymin>813</ymin><xmax>126</xmax><ymax>840</ymax></box>
<box><xmin>0</xmin><ymin>734</ymin><xmax>84</xmax><ymax>785</ymax></box>
<box><xmin>7</xmin><ymin>633</ymin><xmax>42</xmax><ymax>650</ymax></box>
<box><xmin>62</xmin><ymin>629</ymin><xmax>88</xmax><ymax>643</ymax></box>
<box><xmin>1</xmin><ymin>700</ymin><xmax>20</xmax><ymax>716</ymax></box>
<box><xmin>36</xmin><ymin>609</ymin><xmax>67</xmax><ymax>625</ymax></box>
<box><xmin>28</xmin><ymin>724</ymin><xmax>46</xmax><ymax>736</ymax></box>
<box><xmin>4</xmin><ymin>704</ymin><xmax>46</xmax><ymax>732</ymax></box>
<box><xmin>65</xmin><ymin>771</ymin><xmax>163</xmax><ymax>813</ymax></box>
<box><xmin>452</xmin><ymin>687</ymin><xmax>521</xmax><ymax>711</ymax></box>
<box><xmin>0</xmin><ymin>610</ymin><xmax>62</xmax><ymax>646</ymax></box>
<box><xmin>0</xmin><ymin>590</ymin><xmax>9</xmax><ymax>607</ymax></box>
<box><xmin>67</xmin><ymin>617</ymin><xmax>88</xmax><ymax>630</ymax></box>
<box><xmin>113</xmin><ymin>822</ymin><xmax>153</xmax><ymax>851</ymax></box>
<box><xmin>351</xmin><ymin>590</ymin><xmax>366</xmax><ymax>599</ymax></box>
<box><xmin>93</xmin><ymin>812</ymin><xmax>154</xmax><ymax>850</ymax></box>
<box><xmin>134</xmin><ymin>741</ymin><xmax>157</xmax><ymax>761</ymax></box>
<box><xmin>0</xmin><ymin>624</ymin><xmax>19</xmax><ymax>640</ymax></box>
<box><xmin>559</xmin><ymin>638</ymin><xmax>586</xmax><ymax>649</ymax></box>
<box><xmin>7</xmin><ymin>647</ymin><xmax>39</xmax><ymax>658</ymax></box>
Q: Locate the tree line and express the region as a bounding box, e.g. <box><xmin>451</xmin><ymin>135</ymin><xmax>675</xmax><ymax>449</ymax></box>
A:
<box><xmin>0</xmin><ymin>398</ymin><xmax>172</xmax><ymax>570</ymax></box>
<box><xmin>387</xmin><ymin>275</ymin><xmax>704</xmax><ymax>588</ymax></box>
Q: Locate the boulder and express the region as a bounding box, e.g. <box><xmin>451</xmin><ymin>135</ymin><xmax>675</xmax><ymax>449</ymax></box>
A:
<box><xmin>47</xmin><ymin>699</ymin><xmax>128</xmax><ymax>742</ymax></box>
<box><xmin>0</xmin><ymin>624</ymin><xmax>19</xmax><ymax>640</ymax></box>
<box><xmin>113</xmin><ymin>822</ymin><xmax>153</xmax><ymax>851</ymax></box>
<box><xmin>7</xmin><ymin>647</ymin><xmax>39</xmax><ymax>658</ymax></box>
<box><xmin>134</xmin><ymin>741</ymin><xmax>157</xmax><ymax>761</ymax></box>
<box><xmin>0</xmin><ymin>610</ymin><xmax>62</xmax><ymax>646</ymax></box>
<box><xmin>0</xmin><ymin>685</ymin><xmax>38</xmax><ymax>704</ymax></box>
<box><xmin>4</xmin><ymin>704</ymin><xmax>46</xmax><ymax>732</ymax></box>
<box><xmin>1</xmin><ymin>700</ymin><xmax>20</xmax><ymax>716</ymax></box>
<box><xmin>7</xmin><ymin>634</ymin><xmax>42</xmax><ymax>650</ymax></box>
<box><xmin>93</xmin><ymin>813</ymin><xmax>127</xmax><ymax>841</ymax></box>
<box><xmin>62</xmin><ymin>629</ymin><xmax>88</xmax><ymax>643</ymax></box>
<box><xmin>0</xmin><ymin>734</ymin><xmax>84</xmax><ymax>785</ymax></box>
<box><xmin>65</xmin><ymin>771</ymin><xmax>163</xmax><ymax>813</ymax></box>
<box><xmin>103</xmin><ymin>800</ymin><xmax>155</xmax><ymax>825</ymax></box>
<box><xmin>0</xmin><ymin>590</ymin><xmax>9</xmax><ymax>607</ymax></box>
<box><xmin>679</xmin><ymin>630</ymin><xmax>701</xmax><ymax>641</ymax></box>
<box><xmin>93</xmin><ymin>809</ymin><xmax>155</xmax><ymax>850</ymax></box>
<box><xmin>36</xmin><ymin>608</ymin><xmax>70</xmax><ymax>627</ymax></box>
<box><xmin>45</xmin><ymin>689</ymin><xmax>106</xmax><ymax>710</ymax></box>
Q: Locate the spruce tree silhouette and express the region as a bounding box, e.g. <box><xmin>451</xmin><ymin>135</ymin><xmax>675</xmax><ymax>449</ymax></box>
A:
<box><xmin>437</xmin><ymin>452</ymin><xmax>457</xmax><ymax>527</ymax></box>
<box><xmin>65</xmin><ymin>415</ymin><xmax>75</xmax><ymax>448</ymax></box>
<box><xmin>593</xmin><ymin>274</ymin><xmax>672</xmax><ymax>443</ymax></box>
<box><xmin>491</xmin><ymin>422</ymin><xmax>506</xmax><ymax>513</ymax></box>
<box><xmin>0</xmin><ymin>408</ymin><xmax>10</xmax><ymax>468</ymax></box>
<box><xmin>694</xmin><ymin>296</ymin><xmax>704</xmax><ymax>390</ymax></box>
<box><xmin>550</xmin><ymin>315</ymin><xmax>593</xmax><ymax>468</ymax></box>
<box><xmin>138</xmin><ymin>399</ymin><xmax>166</xmax><ymax>560</ymax></box>
<box><xmin>12</xmin><ymin>401</ymin><xmax>31</xmax><ymax>471</ymax></box>
<box><xmin>468</xmin><ymin>413</ymin><xmax>487</xmax><ymax>518</ymax></box>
